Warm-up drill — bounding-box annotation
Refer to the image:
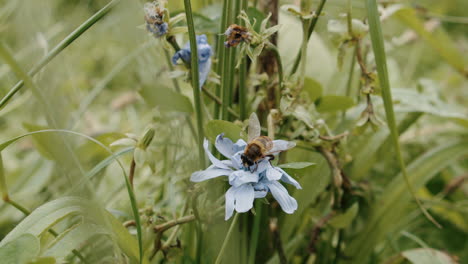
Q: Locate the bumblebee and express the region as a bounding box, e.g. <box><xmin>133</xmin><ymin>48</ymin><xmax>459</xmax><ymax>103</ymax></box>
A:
<box><xmin>241</xmin><ymin>113</ymin><xmax>295</xmax><ymax>170</ymax></box>
<box><xmin>224</xmin><ymin>24</ymin><xmax>251</xmax><ymax>48</ymax></box>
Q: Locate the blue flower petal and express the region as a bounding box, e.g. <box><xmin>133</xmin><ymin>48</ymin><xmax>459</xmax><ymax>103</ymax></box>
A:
<box><xmin>225</xmin><ymin>186</ymin><xmax>236</xmax><ymax>220</ymax></box>
<box><xmin>191</xmin><ymin>166</ymin><xmax>231</xmax><ymax>182</ymax></box>
<box><xmin>229</xmin><ymin>170</ymin><xmax>259</xmax><ymax>187</ymax></box>
<box><xmin>225</xmin><ymin>184</ymin><xmax>255</xmax><ymax>220</ymax></box>
<box><xmin>203</xmin><ymin>139</ymin><xmax>231</xmax><ymax>170</ymax></box>
<box><xmin>253</xmin><ymin>182</ymin><xmax>268</xmax><ymax>198</ymax></box>
<box><xmin>276</xmin><ymin>167</ymin><xmax>302</xmax><ymax>189</ymax></box>
<box><xmin>266</xmin><ymin>181</ymin><xmax>298</xmax><ymax>214</ymax></box>
<box><xmin>231</xmin><ymin>151</ymin><xmax>243</xmax><ymax>169</ymax></box>
<box><xmin>233</xmin><ymin>184</ymin><xmax>255</xmax><ymax>213</ymax></box>
<box><xmin>233</xmin><ymin>139</ymin><xmax>247</xmax><ymax>152</ymax></box>
<box><xmin>215</xmin><ymin>133</ymin><xmax>235</xmax><ymax>158</ymax></box>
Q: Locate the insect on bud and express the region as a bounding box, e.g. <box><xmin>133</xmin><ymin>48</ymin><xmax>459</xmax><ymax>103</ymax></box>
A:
<box><xmin>224</xmin><ymin>24</ymin><xmax>251</xmax><ymax>48</ymax></box>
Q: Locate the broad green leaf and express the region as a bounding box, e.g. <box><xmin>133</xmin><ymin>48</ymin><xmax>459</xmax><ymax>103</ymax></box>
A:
<box><xmin>394</xmin><ymin>8</ymin><xmax>466</xmax><ymax>76</ymax></box>
<box><xmin>22</xmin><ymin>123</ymin><xmax>63</xmax><ymax>161</ymax></box>
<box><xmin>205</xmin><ymin>120</ymin><xmax>245</xmax><ymax>143</ymax></box>
<box><xmin>392</xmin><ymin>87</ymin><xmax>467</xmax><ymax>126</ymax></box>
<box><xmin>281</xmin><ymin>150</ymin><xmax>330</xmax><ymax>240</ymax></box>
<box><xmin>139</xmin><ymin>85</ymin><xmax>193</xmax><ymax>113</ymax></box>
<box><xmin>0</xmin><ymin>130</ymin><xmax>143</xmax><ymax>264</ymax></box>
<box><xmin>303</xmin><ymin>78</ymin><xmax>323</xmax><ymax>102</ymax></box>
<box><xmin>402</xmin><ymin>248</ymin><xmax>458</xmax><ymax>264</ymax></box>
<box><xmin>44</xmin><ymin>221</ymin><xmax>107</xmax><ymax>261</ymax></box>
<box><xmin>0</xmin><ymin>153</ymin><xmax>7</xmax><ymax>198</ymax></box>
<box><xmin>329</xmin><ymin>203</ymin><xmax>359</xmax><ymax>228</ymax></box>
<box><xmin>315</xmin><ymin>95</ymin><xmax>354</xmax><ymax>112</ymax></box>
<box><xmin>278</xmin><ymin>162</ymin><xmax>315</xmax><ymax>169</ymax></box>
<box><xmin>0</xmin><ymin>197</ymin><xmax>87</xmax><ymax>246</ymax></box>
<box><xmin>0</xmin><ymin>234</ymin><xmax>39</xmax><ymax>264</ymax></box>
<box><xmin>345</xmin><ymin>140</ymin><xmax>468</xmax><ymax>263</ymax></box>
<box><xmin>27</xmin><ymin>257</ymin><xmax>56</xmax><ymax>264</ymax></box>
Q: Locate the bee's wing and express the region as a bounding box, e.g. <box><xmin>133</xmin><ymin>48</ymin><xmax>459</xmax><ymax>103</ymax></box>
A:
<box><xmin>248</xmin><ymin>112</ymin><xmax>261</xmax><ymax>142</ymax></box>
<box><xmin>266</xmin><ymin>140</ymin><xmax>296</xmax><ymax>155</ymax></box>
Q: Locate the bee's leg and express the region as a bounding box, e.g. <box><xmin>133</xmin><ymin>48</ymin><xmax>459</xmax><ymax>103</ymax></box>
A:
<box><xmin>266</xmin><ymin>155</ymin><xmax>275</xmax><ymax>162</ymax></box>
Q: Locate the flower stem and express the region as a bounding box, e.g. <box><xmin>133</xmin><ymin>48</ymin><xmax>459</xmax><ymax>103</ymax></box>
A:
<box><xmin>215</xmin><ymin>213</ymin><xmax>239</xmax><ymax>264</ymax></box>
<box><xmin>238</xmin><ymin>0</ymin><xmax>248</xmax><ymax>120</ymax></box>
<box><xmin>214</xmin><ymin>0</ymin><xmax>230</xmax><ymax>119</ymax></box>
<box><xmin>248</xmin><ymin>201</ymin><xmax>262</xmax><ymax>264</ymax></box>
<box><xmin>267</xmin><ymin>45</ymin><xmax>284</xmax><ymax>106</ymax></box>
<box><xmin>290</xmin><ymin>0</ymin><xmax>327</xmax><ymax>76</ymax></box>
<box><xmin>183</xmin><ymin>0</ymin><xmax>206</xmax><ymax>168</ymax></box>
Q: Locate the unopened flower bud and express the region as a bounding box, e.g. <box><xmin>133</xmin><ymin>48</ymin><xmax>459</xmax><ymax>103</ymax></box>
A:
<box><xmin>138</xmin><ymin>127</ymin><xmax>155</xmax><ymax>150</ymax></box>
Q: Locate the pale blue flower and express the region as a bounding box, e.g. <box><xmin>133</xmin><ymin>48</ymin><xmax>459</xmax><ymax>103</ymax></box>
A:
<box><xmin>191</xmin><ymin>133</ymin><xmax>301</xmax><ymax>220</ymax></box>
<box><xmin>172</xmin><ymin>34</ymin><xmax>212</xmax><ymax>89</ymax></box>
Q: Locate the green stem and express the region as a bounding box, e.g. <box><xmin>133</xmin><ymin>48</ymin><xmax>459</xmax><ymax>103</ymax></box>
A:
<box><xmin>299</xmin><ymin>18</ymin><xmax>310</xmax><ymax>88</ymax></box>
<box><xmin>0</xmin><ymin>0</ymin><xmax>120</xmax><ymax>111</ymax></box>
<box><xmin>290</xmin><ymin>0</ymin><xmax>327</xmax><ymax>76</ymax></box>
<box><xmin>184</xmin><ymin>0</ymin><xmax>206</xmax><ymax>168</ymax></box>
<box><xmin>221</xmin><ymin>0</ymin><xmax>234</xmax><ymax>120</ymax></box>
<box><xmin>248</xmin><ymin>201</ymin><xmax>262</xmax><ymax>264</ymax></box>
<box><xmin>215</xmin><ymin>213</ymin><xmax>239</xmax><ymax>264</ymax></box>
<box><xmin>215</xmin><ymin>0</ymin><xmax>230</xmax><ymax>119</ymax></box>
<box><xmin>366</xmin><ymin>0</ymin><xmax>440</xmax><ymax>228</ymax></box>
<box><xmin>342</xmin><ymin>46</ymin><xmax>357</xmax><ymax>119</ymax></box>
<box><xmin>202</xmin><ymin>87</ymin><xmax>239</xmax><ymax>118</ymax></box>
<box><xmin>267</xmin><ymin>45</ymin><xmax>284</xmax><ymax>107</ymax></box>
<box><xmin>238</xmin><ymin>0</ymin><xmax>248</xmax><ymax>120</ymax></box>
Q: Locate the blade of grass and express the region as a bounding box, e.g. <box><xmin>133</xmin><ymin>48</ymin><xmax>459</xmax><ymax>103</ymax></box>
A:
<box><xmin>0</xmin><ymin>0</ymin><xmax>120</xmax><ymax>111</ymax></box>
<box><xmin>0</xmin><ymin>129</ymin><xmax>144</xmax><ymax>263</ymax></box>
<box><xmin>366</xmin><ymin>0</ymin><xmax>440</xmax><ymax>228</ymax></box>
<box><xmin>184</xmin><ymin>0</ymin><xmax>206</xmax><ymax>169</ymax></box>
<box><xmin>215</xmin><ymin>213</ymin><xmax>239</xmax><ymax>264</ymax></box>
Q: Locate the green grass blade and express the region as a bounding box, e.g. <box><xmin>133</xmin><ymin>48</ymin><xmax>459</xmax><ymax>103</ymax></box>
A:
<box><xmin>0</xmin><ymin>0</ymin><xmax>120</xmax><ymax>111</ymax></box>
<box><xmin>184</xmin><ymin>0</ymin><xmax>206</xmax><ymax>169</ymax></box>
<box><xmin>346</xmin><ymin>139</ymin><xmax>468</xmax><ymax>263</ymax></box>
<box><xmin>0</xmin><ymin>129</ymin><xmax>144</xmax><ymax>263</ymax></box>
<box><xmin>366</xmin><ymin>0</ymin><xmax>440</xmax><ymax>228</ymax></box>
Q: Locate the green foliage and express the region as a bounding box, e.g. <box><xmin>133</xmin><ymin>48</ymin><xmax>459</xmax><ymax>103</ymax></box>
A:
<box><xmin>0</xmin><ymin>0</ymin><xmax>467</xmax><ymax>263</ymax></box>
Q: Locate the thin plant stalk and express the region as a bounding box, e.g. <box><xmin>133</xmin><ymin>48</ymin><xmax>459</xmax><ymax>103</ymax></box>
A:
<box><xmin>238</xmin><ymin>0</ymin><xmax>248</xmax><ymax>120</ymax></box>
<box><xmin>366</xmin><ymin>0</ymin><xmax>440</xmax><ymax>228</ymax></box>
<box><xmin>214</xmin><ymin>0</ymin><xmax>230</xmax><ymax>119</ymax></box>
<box><xmin>215</xmin><ymin>213</ymin><xmax>240</xmax><ymax>264</ymax></box>
<box><xmin>248</xmin><ymin>201</ymin><xmax>262</xmax><ymax>264</ymax></box>
<box><xmin>290</xmin><ymin>0</ymin><xmax>327</xmax><ymax>76</ymax></box>
<box><xmin>184</xmin><ymin>0</ymin><xmax>206</xmax><ymax>168</ymax></box>
<box><xmin>0</xmin><ymin>0</ymin><xmax>120</xmax><ymax>111</ymax></box>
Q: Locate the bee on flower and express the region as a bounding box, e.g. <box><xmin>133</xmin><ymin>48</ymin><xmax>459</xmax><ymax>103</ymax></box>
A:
<box><xmin>191</xmin><ymin>113</ymin><xmax>301</xmax><ymax>220</ymax></box>
<box><xmin>223</xmin><ymin>11</ymin><xmax>281</xmax><ymax>67</ymax></box>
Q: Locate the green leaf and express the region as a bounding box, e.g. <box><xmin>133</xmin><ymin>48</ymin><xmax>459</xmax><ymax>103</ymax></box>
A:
<box><xmin>22</xmin><ymin>123</ymin><xmax>62</xmax><ymax>160</ymax></box>
<box><xmin>0</xmin><ymin>234</ymin><xmax>40</xmax><ymax>264</ymax></box>
<box><xmin>205</xmin><ymin>120</ymin><xmax>245</xmax><ymax>143</ymax></box>
<box><xmin>303</xmin><ymin>78</ymin><xmax>323</xmax><ymax>102</ymax></box>
<box><xmin>366</xmin><ymin>0</ymin><xmax>438</xmax><ymax>232</ymax></box>
<box><xmin>402</xmin><ymin>248</ymin><xmax>458</xmax><ymax>264</ymax></box>
<box><xmin>278</xmin><ymin>162</ymin><xmax>315</xmax><ymax>169</ymax></box>
<box><xmin>27</xmin><ymin>257</ymin><xmax>56</xmax><ymax>264</ymax></box>
<box><xmin>345</xmin><ymin>139</ymin><xmax>468</xmax><ymax>262</ymax></box>
<box><xmin>315</xmin><ymin>95</ymin><xmax>354</xmax><ymax>112</ymax></box>
<box><xmin>140</xmin><ymin>85</ymin><xmax>193</xmax><ymax>113</ymax></box>
<box><xmin>0</xmin><ymin>153</ymin><xmax>7</xmax><ymax>198</ymax></box>
<box><xmin>44</xmin><ymin>221</ymin><xmax>107</xmax><ymax>261</ymax></box>
<box><xmin>329</xmin><ymin>203</ymin><xmax>359</xmax><ymax>228</ymax></box>
<box><xmin>394</xmin><ymin>8</ymin><xmax>466</xmax><ymax>76</ymax></box>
